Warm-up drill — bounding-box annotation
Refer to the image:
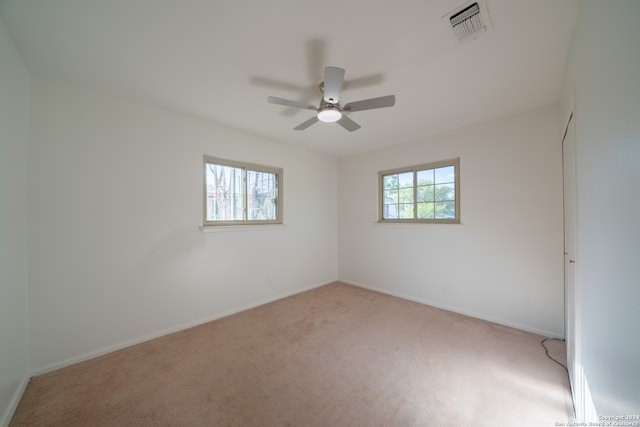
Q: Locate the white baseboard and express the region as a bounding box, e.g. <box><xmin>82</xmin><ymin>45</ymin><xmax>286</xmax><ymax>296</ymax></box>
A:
<box><xmin>341</xmin><ymin>279</ymin><xmax>564</xmax><ymax>339</ymax></box>
<box><xmin>1</xmin><ymin>373</ymin><xmax>30</xmax><ymax>427</ymax></box>
<box><xmin>32</xmin><ymin>281</ymin><xmax>331</xmax><ymax>376</ymax></box>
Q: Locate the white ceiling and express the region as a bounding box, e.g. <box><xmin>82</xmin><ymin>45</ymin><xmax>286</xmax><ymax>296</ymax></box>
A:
<box><xmin>0</xmin><ymin>0</ymin><xmax>579</xmax><ymax>157</ymax></box>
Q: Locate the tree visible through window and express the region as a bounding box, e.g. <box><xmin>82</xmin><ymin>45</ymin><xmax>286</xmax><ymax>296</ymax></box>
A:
<box><xmin>379</xmin><ymin>158</ymin><xmax>459</xmax><ymax>223</ymax></box>
<box><xmin>203</xmin><ymin>156</ymin><xmax>282</xmax><ymax>226</ymax></box>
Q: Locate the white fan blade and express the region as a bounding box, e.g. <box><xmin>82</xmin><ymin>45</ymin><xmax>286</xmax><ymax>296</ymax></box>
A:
<box><xmin>337</xmin><ymin>115</ymin><xmax>361</xmax><ymax>132</ymax></box>
<box><xmin>294</xmin><ymin>116</ymin><xmax>319</xmax><ymax>130</ymax></box>
<box><xmin>343</xmin><ymin>95</ymin><xmax>395</xmax><ymax>112</ymax></box>
<box><xmin>268</xmin><ymin>96</ymin><xmax>317</xmax><ymax>111</ymax></box>
<box><xmin>323</xmin><ymin>66</ymin><xmax>345</xmax><ymax>104</ymax></box>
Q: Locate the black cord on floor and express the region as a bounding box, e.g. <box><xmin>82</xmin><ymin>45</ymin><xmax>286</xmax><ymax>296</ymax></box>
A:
<box><xmin>541</xmin><ymin>338</ymin><xmax>568</xmax><ymax>372</ymax></box>
<box><xmin>541</xmin><ymin>337</ymin><xmax>576</xmax><ymax>419</ymax></box>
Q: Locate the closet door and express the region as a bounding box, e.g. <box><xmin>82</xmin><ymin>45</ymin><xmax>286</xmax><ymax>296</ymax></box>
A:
<box><xmin>562</xmin><ymin>113</ymin><xmax>579</xmax><ymax>416</ymax></box>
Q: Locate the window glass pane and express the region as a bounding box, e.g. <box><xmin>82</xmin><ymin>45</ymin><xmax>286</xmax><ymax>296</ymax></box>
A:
<box><xmin>417</xmin><ymin>169</ymin><xmax>434</xmax><ymax>185</ymax></box>
<box><xmin>398</xmin><ymin>203</ymin><xmax>414</xmax><ymax>219</ymax></box>
<box><xmin>384</xmin><ymin>189</ymin><xmax>397</xmax><ymax>203</ymax></box>
<box><xmin>417</xmin><ymin>202</ymin><xmax>435</xmax><ymax>219</ymax></box>
<box><xmin>398</xmin><ymin>172</ymin><xmax>413</xmax><ymax>188</ymax></box>
<box><xmin>247</xmin><ymin>170</ymin><xmax>277</xmax><ymax>220</ymax></box>
<box><xmin>435</xmin><ymin>166</ymin><xmax>455</xmax><ymax>184</ymax></box>
<box><xmin>205</xmin><ymin>163</ymin><xmax>244</xmax><ymax>221</ymax></box>
<box><xmin>417</xmin><ymin>185</ymin><xmax>434</xmax><ymax>202</ymax></box>
<box><xmin>398</xmin><ymin>187</ymin><xmax>413</xmax><ymax>204</ymax></box>
<box><xmin>383</xmin><ymin>174</ymin><xmax>399</xmax><ymax>190</ymax></box>
<box><xmin>383</xmin><ymin>202</ymin><xmax>398</xmax><ymax>219</ymax></box>
<box><xmin>435</xmin><ymin>202</ymin><xmax>455</xmax><ymax>218</ymax></box>
<box><xmin>435</xmin><ymin>183</ymin><xmax>455</xmax><ymax>201</ymax></box>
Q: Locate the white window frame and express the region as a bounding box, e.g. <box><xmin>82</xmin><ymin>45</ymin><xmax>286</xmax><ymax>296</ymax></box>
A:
<box><xmin>203</xmin><ymin>155</ymin><xmax>283</xmax><ymax>227</ymax></box>
<box><xmin>378</xmin><ymin>158</ymin><xmax>460</xmax><ymax>224</ymax></box>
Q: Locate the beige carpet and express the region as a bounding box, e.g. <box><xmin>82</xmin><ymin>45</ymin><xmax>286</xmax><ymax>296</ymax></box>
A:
<box><xmin>11</xmin><ymin>282</ymin><xmax>573</xmax><ymax>426</ymax></box>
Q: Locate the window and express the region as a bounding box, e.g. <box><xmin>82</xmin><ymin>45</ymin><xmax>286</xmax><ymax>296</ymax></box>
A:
<box><xmin>203</xmin><ymin>156</ymin><xmax>282</xmax><ymax>226</ymax></box>
<box><xmin>379</xmin><ymin>158</ymin><xmax>459</xmax><ymax>223</ymax></box>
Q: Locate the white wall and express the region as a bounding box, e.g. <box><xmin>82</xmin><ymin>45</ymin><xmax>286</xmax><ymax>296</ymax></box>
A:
<box><xmin>27</xmin><ymin>77</ymin><xmax>338</xmax><ymax>373</ymax></box>
<box><xmin>0</xmin><ymin>18</ymin><xmax>30</xmax><ymax>427</ymax></box>
<box><xmin>560</xmin><ymin>0</ymin><xmax>640</xmax><ymax>415</ymax></box>
<box><xmin>338</xmin><ymin>105</ymin><xmax>564</xmax><ymax>337</ymax></box>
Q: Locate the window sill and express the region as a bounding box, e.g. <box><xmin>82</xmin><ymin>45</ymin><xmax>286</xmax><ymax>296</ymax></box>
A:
<box><xmin>373</xmin><ymin>221</ymin><xmax>462</xmax><ymax>226</ymax></box>
<box><xmin>199</xmin><ymin>224</ymin><xmax>286</xmax><ymax>233</ymax></box>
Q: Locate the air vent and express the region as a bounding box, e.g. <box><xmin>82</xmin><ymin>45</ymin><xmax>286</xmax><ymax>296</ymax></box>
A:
<box><xmin>450</xmin><ymin>3</ymin><xmax>483</xmax><ymax>39</ymax></box>
<box><xmin>444</xmin><ymin>1</ymin><xmax>492</xmax><ymax>42</ymax></box>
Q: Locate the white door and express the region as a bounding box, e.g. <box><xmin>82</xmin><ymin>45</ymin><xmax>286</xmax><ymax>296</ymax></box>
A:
<box><xmin>562</xmin><ymin>113</ymin><xmax>580</xmax><ymax>416</ymax></box>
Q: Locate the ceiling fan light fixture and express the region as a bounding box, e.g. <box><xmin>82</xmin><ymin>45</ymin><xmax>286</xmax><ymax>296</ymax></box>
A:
<box><xmin>317</xmin><ymin>107</ymin><xmax>342</xmax><ymax>123</ymax></box>
<box><xmin>268</xmin><ymin>66</ymin><xmax>395</xmax><ymax>132</ymax></box>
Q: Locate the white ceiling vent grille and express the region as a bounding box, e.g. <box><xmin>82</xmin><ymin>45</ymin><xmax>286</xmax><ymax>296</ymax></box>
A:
<box><xmin>451</xmin><ymin>3</ymin><xmax>483</xmax><ymax>39</ymax></box>
<box><xmin>444</xmin><ymin>1</ymin><xmax>493</xmax><ymax>42</ymax></box>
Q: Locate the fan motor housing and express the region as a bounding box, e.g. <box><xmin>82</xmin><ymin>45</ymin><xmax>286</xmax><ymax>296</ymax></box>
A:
<box><xmin>315</xmin><ymin>80</ymin><xmax>347</xmax><ymax>97</ymax></box>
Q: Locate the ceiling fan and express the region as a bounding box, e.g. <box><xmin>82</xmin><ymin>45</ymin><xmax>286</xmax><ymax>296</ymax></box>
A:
<box><xmin>267</xmin><ymin>66</ymin><xmax>395</xmax><ymax>132</ymax></box>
